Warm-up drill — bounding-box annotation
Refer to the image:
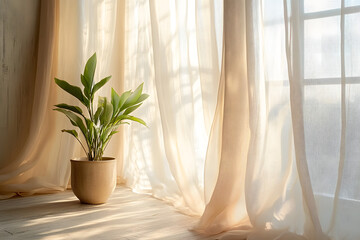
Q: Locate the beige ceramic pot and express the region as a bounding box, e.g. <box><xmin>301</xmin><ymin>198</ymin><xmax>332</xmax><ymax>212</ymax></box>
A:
<box><xmin>70</xmin><ymin>157</ymin><xmax>116</xmax><ymax>204</ymax></box>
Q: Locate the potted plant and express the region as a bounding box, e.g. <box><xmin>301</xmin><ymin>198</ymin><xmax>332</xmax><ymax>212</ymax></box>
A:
<box><xmin>53</xmin><ymin>53</ymin><xmax>148</xmax><ymax>204</ymax></box>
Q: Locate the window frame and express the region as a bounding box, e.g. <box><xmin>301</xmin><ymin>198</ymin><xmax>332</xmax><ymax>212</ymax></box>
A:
<box><xmin>301</xmin><ymin>2</ymin><xmax>360</xmax><ymax>85</ymax></box>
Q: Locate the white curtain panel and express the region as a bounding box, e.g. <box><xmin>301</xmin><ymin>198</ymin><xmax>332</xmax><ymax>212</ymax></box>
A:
<box><xmin>124</xmin><ymin>0</ymin><xmax>360</xmax><ymax>238</ymax></box>
<box><xmin>123</xmin><ymin>0</ymin><xmax>223</xmax><ymax>215</ymax></box>
<box><xmin>197</xmin><ymin>0</ymin><xmax>360</xmax><ymax>240</ymax></box>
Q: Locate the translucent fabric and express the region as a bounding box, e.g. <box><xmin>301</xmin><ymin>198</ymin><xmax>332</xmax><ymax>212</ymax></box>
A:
<box><xmin>122</xmin><ymin>0</ymin><xmax>223</xmax><ymax>215</ymax></box>
<box><xmin>2</xmin><ymin>1</ymin><xmax>360</xmax><ymax>239</ymax></box>
<box><xmin>0</xmin><ymin>0</ymin><xmax>67</xmax><ymax>199</ymax></box>
<box><xmin>0</xmin><ymin>0</ymin><xmax>125</xmax><ymax>199</ymax></box>
<box><xmin>197</xmin><ymin>0</ymin><xmax>360</xmax><ymax>239</ymax></box>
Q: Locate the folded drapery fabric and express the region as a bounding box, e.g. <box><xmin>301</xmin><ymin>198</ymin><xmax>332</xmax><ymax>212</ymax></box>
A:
<box><xmin>196</xmin><ymin>0</ymin><xmax>360</xmax><ymax>239</ymax></box>
<box><xmin>0</xmin><ymin>0</ymin><xmax>125</xmax><ymax>199</ymax></box>
<box><xmin>0</xmin><ymin>0</ymin><xmax>68</xmax><ymax>199</ymax></box>
<box><xmin>122</xmin><ymin>0</ymin><xmax>223</xmax><ymax>215</ymax></box>
<box><xmin>2</xmin><ymin>1</ymin><xmax>360</xmax><ymax>239</ymax></box>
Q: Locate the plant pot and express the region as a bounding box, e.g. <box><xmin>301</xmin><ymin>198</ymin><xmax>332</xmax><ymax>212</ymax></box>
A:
<box><xmin>70</xmin><ymin>157</ymin><xmax>116</xmax><ymax>204</ymax></box>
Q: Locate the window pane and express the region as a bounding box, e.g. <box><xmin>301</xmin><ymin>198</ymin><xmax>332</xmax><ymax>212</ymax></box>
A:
<box><xmin>345</xmin><ymin>13</ymin><xmax>360</xmax><ymax>77</ymax></box>
<box><xmin>263</xmin><ymin>0</ymin><xmax>284</xmax><ymax>23</ymax></box>
<box><xmin>304</xmin><ymin>16</ymin><xmax>341</xmax><ymax>79</ymax></box>
<box><xmin>304</xmin><ymin>0</ymin><xmax>340</xmax><ymax>13</ymax></box>
<box><xmin>304</xmin><ymin>84</ymin><xmax>341</xmax><ymax>196</ymax></box>
<box><xmin>342</xmin><ymin>85</ymin><xmax>360</xmax><ymax>200</ymax></box>
<box><xmin>345</xmin><ymin>0</ymin><xmax>360</xmax><ymax>7</ymax></box>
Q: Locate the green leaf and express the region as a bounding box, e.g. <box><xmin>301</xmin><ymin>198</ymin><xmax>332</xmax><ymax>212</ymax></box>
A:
<box><xmin>94</xmin><ymin>106</ymin><xmax>104</xmax><ymax>125</ymax></box>
<box><xmin>124</xmin><ymin>103</ymin><xmax>142</xmax><ymax>115</ymax></box>
<box><xmin>85</xmin><ymin>118</ymin><xmax>92</xmax><ymax>128</ymax></box>
<box><xmin>55</xmin><ymin>78</ymin><xmax>89</xmax><ymax>107</ymax></box>
<box><xmin>61</xmin><ymin>129</ymin><xmax>78</xmax><ymax>138</ymax></box>
<box><xmin>126</xmin><ymin>115</ymin><xmax>147</xmax><ymax>126</ymax></box>
<box><xmin>137</xmin><ymin>93</ymin><xmax>150</xmax><ymax>103</ymax></box>
<box><xmin>54</xmin><ymin>103</ymin><xmax>83</xmax><ymax>116</ymax></box>
<box><xmin>111</xmin><ymin>88</ymin><xmax>121</xmax><ymax>115</ymax></box>
<box><xmin>101</xmin><ymin>126</ymin><xmax>118</xmax><ymax>142</ymax></box>
<box><xmin>102</xmin><ymin>130</ymin><xmax>119</xmax><ymax>149</ymax></box>
<box><xmin>54</xmin><ymin>108</ymin><xmax>87</xmax><ymax>137</ymax></box>
<box><xmin>85</xmin><ymin>118</ymin><xmax>94</xmax><ymax>143</ymax></box>
<box><xmin>117</xmin><ymin>90</ymin><xmax>132</xmax><ymax>114</ymax></box>
<box><xmin>81</xmin><ymin>74</ymin><xmax>91</xmax><ymax>99</ymax></box>
<box><xmin>106</xmin><ymin>130</ymin><xmax>119</xmax><ymax>141</ymax></box>
<box><xmin>93</xmin><ymin>126</ymin><xmax>99</xmax><ymax>142</ymax></box>
<box><xmin>62</xmin><ymin>129</ymin><xmax>88</xmax><ymax>157</ymax></box>
<box><xmin>115</xmin><ymin>114</ymin><xmax>147</xmax><ymax>127</ymax></box>
<box><xmin>83</xmin><ymin>53</ymin><xmax>97</xmax><ymax>89</ymax></box>
<box><xmin>93</xmin><ymin>76</ymin><xmax>111</xmax><ymax>95</ymax></box>
<box><xmin>114</xmin><ymin>114</ymin><xmax>127</xmax><ymax>123</ymax></box>
<box><xmin>121</xmin><ymin>83</ymin><xmax>144</xmax><ymax>111</ymax></box>
<box><xmin>99</xmin><ymin>97</ymin><xmax>113</xmax><ymax>125</ymax></box>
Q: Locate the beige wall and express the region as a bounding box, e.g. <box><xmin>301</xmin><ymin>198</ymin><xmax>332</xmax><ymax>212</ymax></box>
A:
<box><xmin>0</xmin><ymin>0</ymin><xmax>41</xmax><ymax>164</ymax></box>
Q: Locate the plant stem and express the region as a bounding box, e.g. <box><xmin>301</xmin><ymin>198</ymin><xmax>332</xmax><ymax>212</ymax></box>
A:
<box><xmin>75</xmin><ymin>137</ymin><xmax>88</xmax><ymax>157</ymax></box>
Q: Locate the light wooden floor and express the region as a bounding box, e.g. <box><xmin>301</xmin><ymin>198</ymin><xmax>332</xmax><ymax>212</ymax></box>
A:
<box><xmin>0</xmin><ymin>187</ymin><xmax>218</xmax><ymax>240</ymax></box>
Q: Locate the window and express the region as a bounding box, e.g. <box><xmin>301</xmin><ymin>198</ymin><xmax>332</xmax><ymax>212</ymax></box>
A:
<box><xmin>302</xmin><ymin>0</ymin><xmax>360</xmax><ymax>200</ymax></box>
<box><xmin>262</xmin><ymin>0</ymin><xmax>360</xmax><ymax>200</ymax></box>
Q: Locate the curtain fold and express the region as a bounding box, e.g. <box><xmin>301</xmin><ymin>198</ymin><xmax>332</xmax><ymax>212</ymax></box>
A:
<box><xmin>197</xmin><ymin>0</ymin><xmax>360</xmax><ymax>239</ymax></box>
<box><xmin>197</xmin><ymin>0</ymin><xmax>251</xmax><ymax>234</ymax></box>
<box><xmin>283</xmin><ymin>1</ymin><xmax>325</xmax><ymax>238</ymax></box>
<box><xmin>0</xmin><ymin>0</ymin><xmax>125</xmax><ymax>199</ymax></box>
<box><xmin>0</xmin><ymin>0</ymin><xmax>41</xmax><ymax>169</ymax></box>
<box><xmin>2</xmin><ymin>1</ymin><xmax>360</xmax><ymax>239</ymax></box>
<box><xmin>122</xmin><ymin>0</ymin><xmax>222</xmax><ymax>215</ymax></box>
<box><xmin>0</xmin><ymin>0</ymin><xmax>65</xmax><ymax>199</ymax></box>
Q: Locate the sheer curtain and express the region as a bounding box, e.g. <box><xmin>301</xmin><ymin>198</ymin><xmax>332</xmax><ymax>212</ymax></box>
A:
<box><xmin>197</xmin><ymin>0</ymin><xmax>360</xmax><ymax>240</ymax></box>
<box><xmin>0</xmin><ymin>0</ymin><xmax>64</xmax><ymax>199</ymax></box>
<box><xmin>122</xmin><ymin>0</ymin><xmax>223</xmax><ymax>215</ymax></box>
<box><xmin>2</xmin><ymin>0</ymin><xmax>360</xmax><ymax>239</ymax></box>
<box><xmin>0</xmin><ymin>0</ymin><xmax>124</xmax><ymax>199</ymax></box>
